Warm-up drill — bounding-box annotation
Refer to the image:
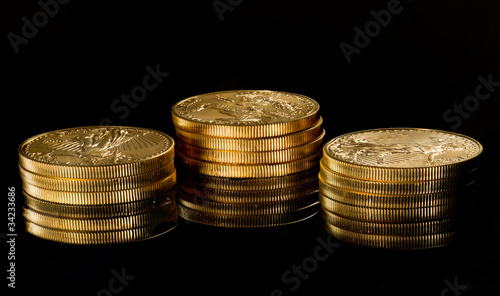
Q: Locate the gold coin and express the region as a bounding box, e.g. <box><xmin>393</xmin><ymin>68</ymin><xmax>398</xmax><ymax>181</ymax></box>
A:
<box><xmin>177</xmin><ymin>130</ymin><xmax>324</xmax><ymax>164</ymax></box>
<box><xmin>178</xmin><ymin>169</ymin><xmax>318</xmax><ymax>191</ymax></box>
<box><xmin>171</xmin><ymin>90</ymin><xmax>320</xmax><ymax>138</ymax></box>
<box><xmin>320</xmin><ymin>162</ymin><xmax>475</xmax><ymax>195</ymax></box>
<box><xmin>177</xmin><ymin>149</ymin><xmax>321</xmax><ymax>178</ymax></box>
<box><xmin>319</xmin><ymin>179</ymin><xmax>464</xmax><ymax>208</ymax></box>
<box><xmin>25</xmin><ymin>220</ymin><xmax>177</xmax><ymax>245</ymax></box>
<box><xmin>175</xmin><ymin>118</ymin><xmax>323</xmax><ymax>152</ymax></box>
<box><xmin>23</xmin><ymin>202</ymin><xmax>176</xmax><ymax>232</ymax></box>
<box><xmin>19</xmin><ymin>161</ymin><xmax>175</xmax><ymax>192</ymax></box>
<box><xmin>319</xmin><ymin>194</ymin><xmax>458</xmax><ymax>222</ymax></box>
<box><xmin>177</xmin><ymin>190</ymin><xmax>318</xmax><ymax>216</ymax></box>
<box><xmin>324</xmin><ymin>223</ymin><xmax>457</xmax><ymax>249</ymax></box>
<box><xmin>322</xmin><ymin>128</ymin><xmax>483</xmax><ymax>181</ymax></box>
<box><xmin>177</xmin><ymin>202</ymin><xmax>319</xmax><ymax>228</ymax></box>
<box><xmin>19</xmin><ymin>126</ymin><xmax>175</xmax><ymax>179</ymax></box>
<box><xmin>179</xmin><ymin>180</ymin><xmax>318</xmax><ymax>203</ymax></box>
<box><xmin>23</xmin><ymin>172</ymin><xmax>177</xmax><ymax>205</ymax></box>
<box><xmin>321</xmin><ymin>209</ymin><xmax>458</xmax><ymax>235</ymax></box>
<box><xmin>23</xmin><ymin>188</ymin><xmax>176</xmax><ymax>219</ymax></box>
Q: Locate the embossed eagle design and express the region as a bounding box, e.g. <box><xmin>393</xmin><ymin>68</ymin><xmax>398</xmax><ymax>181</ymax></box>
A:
<box><xmin>38</xmin><ymin>129</ymin><xmax>162</xmax><ymax>164</ymax></box>
<box><xmin>191</xmin><ymin>92</ymin><xmax>306</xmax><ymax>123</ymax></box>
<box><xmin>332</xmin><ymin>133</ymin><xmax>464</xmax><ymax>166</ymax></box>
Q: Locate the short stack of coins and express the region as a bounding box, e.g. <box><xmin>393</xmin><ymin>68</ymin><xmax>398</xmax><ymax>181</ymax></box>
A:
<box><xmin>18</xmin><ymin>126</ymin><xmax>177</xmax><ymax>245</ymax></box>
<box><xmin>171</xmin><ymin>90</ymin><xmax>324</xmax><ymax>227</ymax></box>
<box><xmin>319</xmin><ymin>128</ymin><xmax>483</xmax><ymax>249</ymax></box>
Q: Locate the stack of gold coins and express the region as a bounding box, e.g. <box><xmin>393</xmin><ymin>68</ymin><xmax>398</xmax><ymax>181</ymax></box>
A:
<box><xmin>319</xmin><ymin>128</ymin><xmax>483</xmax><ymax>249</ymax></box>
<box><xmin>18</xmin><ymin>126</ymin><xmax>177</xmax><ymax>245</ymax></box>
<box><xmin>171</xmin><ymin>90</ymin><xmax>324</xmax><ymax>227</ymax></box>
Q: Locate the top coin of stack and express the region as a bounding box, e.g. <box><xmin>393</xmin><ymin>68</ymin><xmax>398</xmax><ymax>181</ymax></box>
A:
<box><xmin>319</xmin><ymin>128</ymin><xmax>483</xmax><ymax>249</ymax></box>
<box><xmin>18</xmin><ymin>126</ymin><xmax>178</xmax><ymax>244</ymax></box>
<box><xmin>172</xmin><ymin>90</ymin><xmax>324</xmax><ymax>227</ymax></box>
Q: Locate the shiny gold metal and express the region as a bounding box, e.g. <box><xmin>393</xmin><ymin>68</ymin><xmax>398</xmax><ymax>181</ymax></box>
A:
<box><xmin>175</xmin><ymin>118</ymin><xmax>323</xmax><ymax>152</ymax></box>
<box><xmin>25</xmin><ymin>220</ymin><xmax>177</xmax><ymax>245</ymax></box>
<box><xmin>179</xmin><ymin>180</ymin><xmax>318</xmax><ymax>203</ymax></box>
<box><xmin>23</xmin><ymin>172</ymin><xmax>177</xmax><ymax>205</ymax></box>
<box><xmin>177</xmin><ymin>191</ymin><xmax>318</xmax><ymax>216</ymax></box>
<box><xmin>171</xmin><ymin>90</ymin><xmax>320</xmax><ymax>138</ymax></box>
<box><xmin>177</xmin><ymin>149</ymin><xmax>321</xmax><ymax>178</ymax></box>
<box><xmin>320</xmin><ymin>162</ymin><xmax>475</xmax><ymax>195</ymax></box>
<box><xmin>177</xmin><ymin>202</ymin><xmax>319</xmax><ymax>228</ymax></box>
<box><xmin>318</xmin><ymin>179</ymin><xmax>464</xmax><ymax>208</ymax></box>
<box><xmin>319</xmin><ymin>194</ymin><xmax>458</xmax><ymax>222</ymax></box>
<box><xmin>177</xmin><ymin>131</ymin><xmax>324</xmax><ymax>164</ymax></box>
<box><xmin>179</xmin><ymin>169</ymin><xmax>318</xmax><ymax>191</ymax></box>
<box><xmin>19</xmin><ymin>126</ymin><xmax>175</xmax><ymax>179</ymax></box>
<box><xmin>19</xmin><ymin>162</ymin><xmax>175</xmax><ymax>192</ymax></box>
<box><xmin>322</xmin><ymin>128</ymin><xmax>483</xmax><ymax>181</ymax></box>
<box><xmin>324</xmin><ymin>223</ymin><xmax>458</xmax><ymax>249</ymax></box>
<box><xmin>23</xmin><ymin>202</ymin><xmax>176</xmax><ymax>232</ymax></box>
<box><xmin>23</xmin><ymin>189</ymin><xmax>176</xmax><ymax>219</ymax></box>
<box><xmin>321</xmin><ymin>209</ymin><xmax>458</xmax><ymax>235</ymax></box>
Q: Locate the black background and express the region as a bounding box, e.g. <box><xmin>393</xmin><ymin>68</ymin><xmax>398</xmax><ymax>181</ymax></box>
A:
<box><xmin>2</xmin><ymin>0</ymin><xmax>499</xmax><ymax>295</ymax></box>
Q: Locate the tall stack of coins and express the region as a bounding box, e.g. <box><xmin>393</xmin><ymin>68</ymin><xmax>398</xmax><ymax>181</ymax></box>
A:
<box><xmin>18</xmin><ymin>126</ymin><xmax>177</xmax><ymax>244</ymax></box>
<box><xmin>319</xmin><ymin>128</ymin><xmax>483</xmax><ymax>249</ymax></box>
<box><xmin>172</xmin><ymin>90</ymin><xmax>324</xmax><ymax>227</ymax></box>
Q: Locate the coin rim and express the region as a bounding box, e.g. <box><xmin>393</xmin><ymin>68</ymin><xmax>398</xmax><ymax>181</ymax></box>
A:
<box><xmin>319</xmin><ymin>193</ymin><xmax>458</xmax><ymax>222</ymax></box>
<box><xmin>177</xmin><ymin>149</ymin><xmax>322</xmax><ymax>178</ymax></box>
<box><xmin>25</xmin><ymin>220</ymin><xmax>177</xmax><ymax>245</ymax></box>
<box><xmin>177</xmin><ymin>201</ymin><xmax>319</xmax><ymax>228</ymax></box>
<box><xmin>179</xmin><ymin>180</ymin><xmax>318</xmax><ymax>203</ymax></box>
<box><xmin>177</xmin><ymin>130</ymin><xmax>325</xmax><ymax>164</ymax></box>
<box><xmin>177</xmin><ymin>190</ymin><xmax>319</xmax><ymax>216</ymax></box>
<box><xmin>22</xmin><ymin>172</ymin><xmax>177</xmax><ymax>205</ymax></box>
<box><xmin>319</xmin><ymin>162</ymin><xmax>476</xmax><ymax>196</ymax></box>
<box><xmin>175</xmin><ymin>118</ymin><xmax>324</xmax><ymax>152</ymax></box>
<box><xmin>324</xmin><ymin>223</ymin><xmax>457</xmax><ymax>249</ymax></box>
<box><xmin>178</xmin><ymin>169</ymin><xmax>319</xmax><ymax>191</ymax></box>
<box><xmin>318</xmin><ymin>179</ymin><xmax>464</xmax><ymax>208</ymax></box>
<box><xmin>19</xmin><ymin>161</ymin><xmax>175</xmax><ymax>192</ymax></box>
<box><xmin>23</xmin><ymin>203</ymin><xmax>176</xmax><ymax>232</ymax></box>
<box><xmin>321</xmin><ymin>208</ymin><xmax>458</xmax><ymax>235</ymax></box>
<box><xmin>23</xmin><ymin>188</ymin><xmax>176</xmax><ymax>218</ymax></box>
